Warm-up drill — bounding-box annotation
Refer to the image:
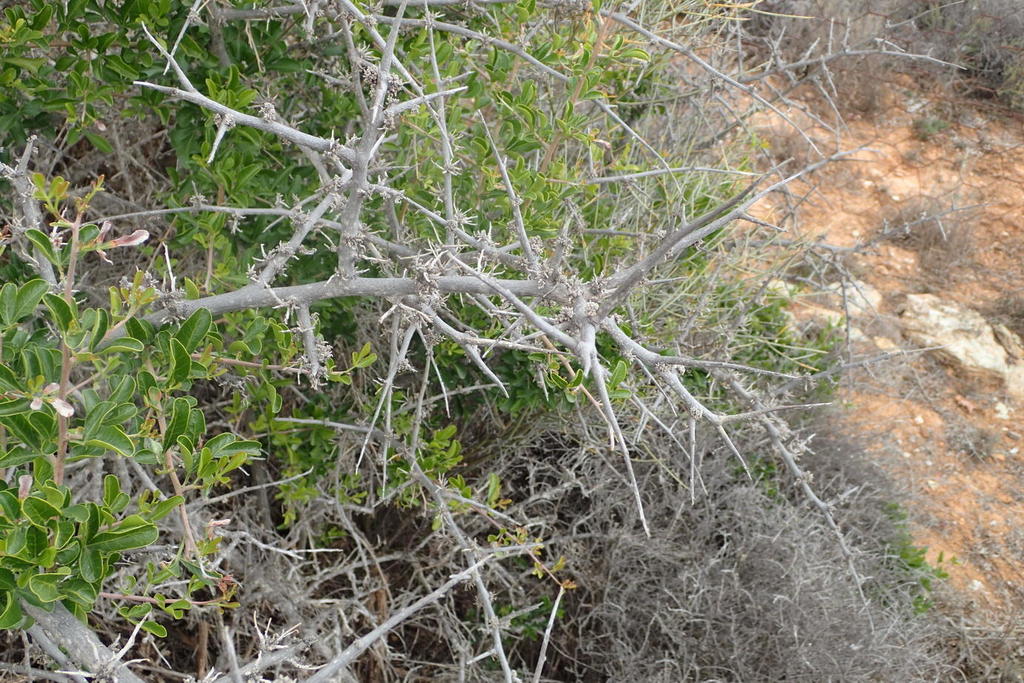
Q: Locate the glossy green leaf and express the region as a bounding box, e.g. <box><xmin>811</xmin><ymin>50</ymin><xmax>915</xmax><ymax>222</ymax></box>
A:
<box><xmin>141</xmin><ymin>620</ymin><xmax>167</xmax><ymax>637</ymax></box>
<box><xmin>0</xmin><ymin>591</ymin><xmax>23</xmax><ymax>629</ymax></box>
<box><xmin>27</xmin><ymin>572</ymin><xmax>65</xmax><ymax>602</ymax></box>
<box><xmin>78</xmin><ymin>545</ymin><xmax>103</xmax><ymax>583</ymax></box>
<box><xmin>0</xmin><ymin>447</ymin><xmax>39</xmax><ymax>469</ymax></box>
<box><xmin>88</xmin><ymin>307</ymin><xmax>110</xmax><ymax>350</ymax></box>
<box><xmin>24</xmin><ymin>229</ymin><xmax>59</xmax><ymax>266</ymax></box>
<box><xmin>204</xmin><ymin>432</ymin><xmax>260</xmax><ymax>459</ymax></box>
<box><xmin>174</xmin><ymin>308</ymin><xmax>212</xmax><ymax>353</ymax></box>
<box><xmin>21</xmin><ymin>497</ymin><xmax>60</xmax><ymax>528</ymax></box>
<box><xmin>61</xmin><ymin>577</ymin><xmax>97</xmax><ymax>606</ymax></box>
<box><xmin>15</xmin><ymin>279</ymin><xmax>50</xmax><ymax>322</ymax></box>
<box><xmin>85</xmin><ymin>425</ymin><xmax>134</xmax><ymax>457</ymax></box>
<box><xmin>124</xmin><ymin>317</ymin><xmax>153</xmax><ymax>343</ymax></box>
<box><xmin>8</xmin><ymin>526</ymin><xmax>48</xmax><ymax>562</ymax></box>
<box><xmin>108</xmin><ymin>376</ymin><xmax>136</xmax><ymax>404</ymax></box>
<box><xmin>42</xmin><ymin>293</ymin><xmax>74</xmax><ymax>333</ymax></box>
<box><xmin>61</xmin><ymin>504</ymin><xmax>90</xmax><ymax>523</ymax></box>
<box><xmin>163</xmin><ymin>397</ymin><xmax>191</xmax><ymax>452</ymax></box>
<box><xmin>0</xmin><ymin>491</ymin><xmax>19</xmax><ymax>521</ymax></box>
<box><xmin>102</xmin><ymin>474</ymin><xmax>121</xmax><ymax>508</ymax></box>
<box><xmin>99</xmin><ymin>337</ymin><xmax>144</xmax><ymax>354</ymax></box>
<box><xmin>609</xmin><ymin>359</ymin><xmax>627</xmax><ymax>388</ymax></box>
<box><xmin>168</xmin><ymin>337</ymin><xmax>191</xmax><ymax>387</ymax></box>
<box><xmin>0</xmin><ymin>364</ymin><xmax>21</xmax><ymax>391</ymax></box>
<box><xmin>84</xmin><ymin>400</ymin><xmax>118</xmax><ymax>439</ymax></box>
<box><xmin>0</xmin><ymin>284</ymin><xmax>15</xmax><ymax>326</ymax></box>
<box><xmin>146</xmin><ymin>495</ymin><xmax>184</xmax><ymax>522</ymax></box>
<box><xmin>0</xmin><ymin>399</ymin><xmax>31</xmax><ymax>417</ymax></box>
<box><xmin>88</xmin><ymin>515</ymin><xmax>157</xmax><ymax>552</ymax></box>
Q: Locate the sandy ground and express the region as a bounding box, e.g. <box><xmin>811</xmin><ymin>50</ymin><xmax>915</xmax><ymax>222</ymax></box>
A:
<box><xmin>754</xmin><ymin>73</ymin><xmax>1024</xmax><ymax>616</ymax></box>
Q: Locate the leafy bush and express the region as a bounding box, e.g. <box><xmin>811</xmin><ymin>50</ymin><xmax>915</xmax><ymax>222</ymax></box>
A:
<box><xmin>0</xmin><ymin>0</ymin><xmax>952</xmax><ymax>679</ymax></box>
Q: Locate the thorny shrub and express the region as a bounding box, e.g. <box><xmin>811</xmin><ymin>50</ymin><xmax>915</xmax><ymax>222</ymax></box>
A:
<box><xmin>0</xmin><ymin>0</ymin><xmax>961</xmax><ymax>680</ymax></box>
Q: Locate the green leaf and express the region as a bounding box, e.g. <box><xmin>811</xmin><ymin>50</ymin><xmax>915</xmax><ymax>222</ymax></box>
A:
<box><xmin>0</xmin><ymin>447</ymin><xmax>39</xmax><ymax>469</ymax></box>
<box><xmin>27</xmin><ymin>573</ymin><xmax>65</xmax><ymax>603</ymax></box>
<box><xmin>88</xmin><ymin>307</ymin><xmax>110</xmax><ymax>350</ymax></box>
<box><xmin>61</xmin><ymin>577</ymin><xmax>98</xmax><ymax>606</ymax></box>
<box><xmin>146</xmin><ymin>495</ymin><xmax>184</xmax><ymax>522</ymax></box>
<box><xmin>82</xmin><ymin>503</ymin><xmax>100</xmax><ymax>542</ymax></box>
<box><xmin>14</xmin><ymin>279</ymin><xmax>49</xmax><ymax>322</ymax></box>
<box><xmin>609</xmin><ymin>359</ymin><xmax>627</xmax><ymax>388</ymax></box>
<box><xmin>89</xmin><ymin>515</ymin><xmax>158</xmax><ymax>552</ymax></box>
<box><xmin>102</xmin><ymin>474</ymin><xmax>120</xmax><ymax>508</ymax></box>
<box><xmin>24</xmin><ymin>229</ymin><xmax>59</xmax><ymax>266</ymax></box>
<box><xmin>42</xmin><ymin>293</ymin><xmax>75</xmax><ymax>333</ymax></box>
<box><xmin>85</xmin><ymin>425</ymin><xmax>134</xmax><ymax>456</ymax></box>
<box><xmin>83</xmin><ymin>400</ymin><xmax>118</xmax><ymax>439</ymax></box>
<box><xmin>183</xmin><ymin>278</ymin><xmax>201</xmax><ymax>300</ymax></box>
<box><xmin>99</xmin><ymin>337</ymin><xmax>144</xmax><ymax>354</ymax></box>
<box><xmin>78</xmin><ymin>545</ymin><xmax>103</xmax><ymax>583</ymax></box>
<box><xmin>204</xmin><ymin>433</ymin><xmax>260</xmax><ymax>459</ymax></box>
<box><xmin>163</xmin><ymin>397</ymin><xmax>191</xmax><ymax>452</ymax></box>
<box><xmin>62</xmin><ymin>504</ymin><xmax>90</xmax><ymax>523</ymax></box>
<box><xmin>351</xmin><ymin>342</ymin><xmax>377</xmax><ymax>369</ymax></box>
<box><xmin>174</xmin><ymin>308</ymin><xmax>212</xmax><ymax>352</ymax></box>
<box><xmin>21</xmin><ymin>497</ymin><xmax>61</xmax><ymax>527</ymax></box>
<box><xmin>168</xmin><ymin>337</ymin><xmax>191</xmax><ymax>387</ymax></box>
<box><xmin>0</xmin><ymin>364</ymin><xmax>22</xmax><ymax>391</ymax></box>
<box><xmin>141</xmin><ymin>620</ymin><xmax>167</xmax><ymax>637</ymax></box>
<box><xmin>486</xmin><ymin>473</ymin><xmax>501</xmax><ymax>507</ymax></box>
<box><xmin>0</xmin><ymin>398</ymin><xmax>31</xmax><ymax>417</ymax></box>
<box><xmin>0</xmin><ymin>491</ymin><xmax>19</xmax><ymax>521</ymax></box>
<box><xmin>15</xmin><ymin>526</ymin><xmax>49</xmax><ymax>561</ymax></box>
<box><xmin>55</xmin><ymin>533</ymin><xmax>79</xmax><ymax>562</ymax></box>
<box><xmin>54</xmin><ymin>520</ymin><xmax>75</xmax><ymax>552</ymax></box>
<box><xmin>1</xmin><ymin>414</ymin><xmax>42</xmax><ymax>450</ymax></box>
<box><xmin>124</xmin><ymin>317</ymin><xmax>153</xmax><ymax>343</ymax></box>
<box><xmin>108</xmin><ymin>376</ymin><xmax>136</xmax><ymax>404</ymax></box>
<box><xmin>196</xmin><ymin>446</ymin><xmax>213</xmax><ymax>480</ymax></box>
<box><xmin>0</xmin><ymin>284</ymin><xmax>15</xmax><ymax>326</ymax></box>
<box><xmin>84</xmin><ymin>131</ymin><xmax>113</xmax><ymax>154</ymax></box>
<box><xmin>0</xmin><ymin>591</ymin><xmax>23</xmax><ymax>629</ymax></box>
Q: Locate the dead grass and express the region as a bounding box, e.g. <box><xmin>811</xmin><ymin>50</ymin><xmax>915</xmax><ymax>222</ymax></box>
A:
<box><xmin>879</xmin><ymin>198</ymin><xmax>977</xmax><ymax>284</ymax></box>
<box><xmin>944</xmin><ymin>415</ymin><xmax>1001</xmax><ymax>460</ymax></box>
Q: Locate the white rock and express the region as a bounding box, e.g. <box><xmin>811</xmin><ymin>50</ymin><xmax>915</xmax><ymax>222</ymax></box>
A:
<box><xmin>993</xmin><ymin>324</ymin><xmax>1024</xmax><ymax>362</ymax></box>
<box><xmin>899</xmin><ymin>294</ymin><xmax>1024</xmax><ymax>398</ymax></box>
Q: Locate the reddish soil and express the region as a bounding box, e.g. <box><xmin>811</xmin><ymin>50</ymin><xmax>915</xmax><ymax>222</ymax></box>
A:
<box><xmin>756</xmin><ymin>75</ymin><xmax>1024</xmax><ymax>615</ymax></box>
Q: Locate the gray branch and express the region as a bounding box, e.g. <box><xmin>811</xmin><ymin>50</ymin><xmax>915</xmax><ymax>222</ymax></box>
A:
<box><xmin>23</xmin><ymin>603</ymin><xmax>146</xmax><ymax>683</ymax></box>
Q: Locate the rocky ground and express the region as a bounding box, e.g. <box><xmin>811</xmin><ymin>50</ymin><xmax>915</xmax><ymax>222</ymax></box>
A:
<box><xmin>756</xmin><ymin>72</ymin><xmax>1024</xmax><ymax>620</ymax></box>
